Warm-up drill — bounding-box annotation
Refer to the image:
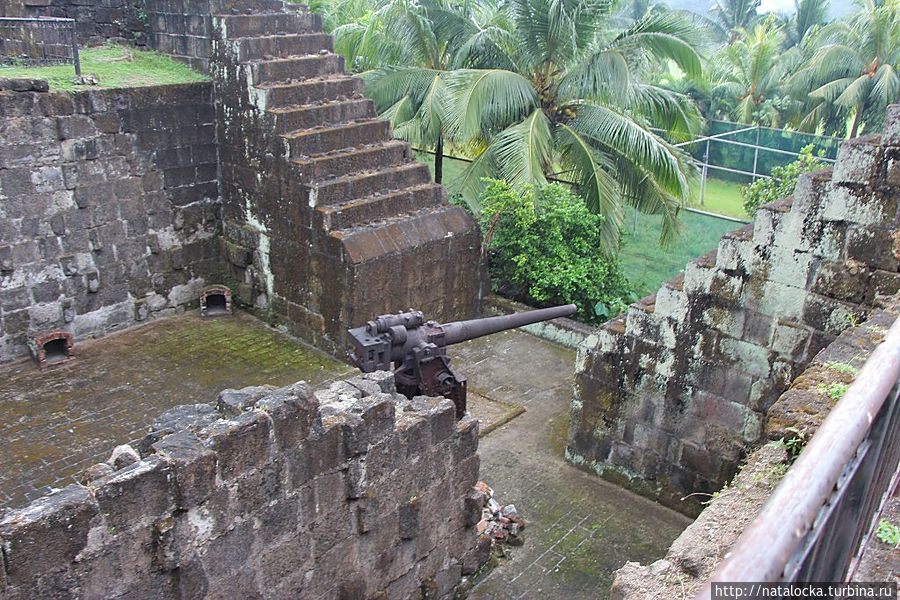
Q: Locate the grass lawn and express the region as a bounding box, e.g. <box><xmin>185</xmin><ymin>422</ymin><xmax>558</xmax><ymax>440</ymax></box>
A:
<box><xmin>0</xmin><ymin>46</ymin><xmax>207</xmax><ymax>92</ymax></box>
<box><xmin>689</xmin><ymin>177</ymin><xmax>750</xmax><ymax>220</ymax></box>
<box><xmin>620</xmin><ymin>209</ymin><xmax>740</xmax><ymax>297</ymax></box>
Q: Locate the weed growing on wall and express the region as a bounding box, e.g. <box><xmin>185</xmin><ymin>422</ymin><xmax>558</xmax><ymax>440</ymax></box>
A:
<box><xmin>478</xmin><ymin>179</ymin><xmax>635</xmax><ymax>323</ymax></box>
<box><xmin>876</xmin><ymin>520</ymin><xmax>900</xmax><ymax>546</ymax></box>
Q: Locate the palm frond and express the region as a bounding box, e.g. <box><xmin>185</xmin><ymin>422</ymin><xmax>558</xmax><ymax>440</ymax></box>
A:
<box><xmin>555</xmin><ymin>123</ymin><xmax>622</xmax><ymax>249</ymax></box>
<box><xmin>444</xmin><ymin>69</ymin><xmax>539</xmax><ymax>143</ymax></box>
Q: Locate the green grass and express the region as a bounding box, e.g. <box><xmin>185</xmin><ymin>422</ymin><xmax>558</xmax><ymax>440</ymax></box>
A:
<box><xmin>689</xmin><ymin>177</ymin><xmax>750</xmax><ymax>220</ymax></box>
<box><xmin>619</xmin><ymin>209</ymin><xmax>739</xmax><ymax>297</ymax></box>
<box><xmin>0</xmin><ymin>46</ymin><xmax>208</xmax><ymax>92</ymax></box>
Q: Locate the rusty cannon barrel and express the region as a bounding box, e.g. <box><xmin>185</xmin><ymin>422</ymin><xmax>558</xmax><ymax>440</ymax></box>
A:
<box><xmin>347</xmin><ymin>304</ymin><xmax>577</xmax><ymax>418</ymax></box>
<box><xmin>439</xmin><ymin>304</ymin><xmax>577</xmax><ymax>346</ymax></box>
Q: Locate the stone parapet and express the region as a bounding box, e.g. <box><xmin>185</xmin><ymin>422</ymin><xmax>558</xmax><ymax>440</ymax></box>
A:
<box><xmin>0</xmin><ymin>372</ymin><xmax>486</xmax><ymax>599</ymax></box>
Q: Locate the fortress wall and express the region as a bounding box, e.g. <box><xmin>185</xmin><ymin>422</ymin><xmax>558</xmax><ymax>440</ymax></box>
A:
<box><xmin>608</xmin><ymin>297</ymin><xmax>897</xmax><ymax>599</ymax></box>
<box><xmin>0</xmin><ymin>82</ymin><xmax>221</xmax><ymax>362</ymax></box>
<box><xmin>568</xmin><ymin>107</ymin><xmax>900</xmax><ymax>515</ymax></box>
<box><xmin>0</xmin><ymin>373</ymin><xmax>487</xmax><ymax>599</ymax></box>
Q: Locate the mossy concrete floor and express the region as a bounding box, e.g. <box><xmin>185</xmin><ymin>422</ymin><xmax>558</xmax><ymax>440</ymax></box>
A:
<box><xmin>0</xmin><ymin>312</ymin><xmax>351</xmax><ymax>509</ymax></box>
<box><xmin>454</xmin><ymin>330</ymin><xmax>692</xmax><ymax>599</ymax></box>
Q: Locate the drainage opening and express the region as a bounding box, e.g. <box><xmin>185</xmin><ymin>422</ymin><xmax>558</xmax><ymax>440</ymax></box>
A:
<box><xmin>205</xmin><ymin>292</ymin><xmax>228</xmax><ymax>316</ymax></box>
<box><xmin>43</xmin><ymin>338</ymin><xmax>70</xmax><ymax>364</ymax></box>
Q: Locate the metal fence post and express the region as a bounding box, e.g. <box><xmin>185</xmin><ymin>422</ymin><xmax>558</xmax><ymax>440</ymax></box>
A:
<box><xmin>70</xmin><ymin>21</ymin><xmax>81</xmax><ymax>77</ymax></box>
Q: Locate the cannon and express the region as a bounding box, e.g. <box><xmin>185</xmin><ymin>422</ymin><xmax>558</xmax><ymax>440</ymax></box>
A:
<box><xmin>347</xmin><ymin>304</ymin><xmax>577</xmax><ymax>418</ymax></box>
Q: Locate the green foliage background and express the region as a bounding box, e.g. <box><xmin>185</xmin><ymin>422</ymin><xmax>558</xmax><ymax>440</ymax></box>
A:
<box><xmin>478</xmin><ymin>180</ymin><xmax>635</xmax><ymax>323</ymax></box>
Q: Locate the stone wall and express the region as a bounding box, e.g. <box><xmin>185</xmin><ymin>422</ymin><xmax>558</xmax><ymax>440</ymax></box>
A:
<box><xmin>1</xmin><ymin>0</ymin><xmax>484</xmax><ymax>357</ymax></box>
<box><xmin>0</xmin><ymin>0</ymin><xmax>149</xmax><ymax>46</ymax></box>
<box><xmin>568</xmin><ymin>107</ymin><xmax>900</xmax><ymax>514</ymax></box>
<box><xmin>209</xmin><ymin>3</ymin><xmax>482</xmax><ymax>353</ymax></box>
<box><xmin>0</xmin><ymin>83</ymin><xmax>220</xmax><ymax>361</ymax></box>
<box><xmin>0</xmin><ymin>372</ymin><xmax>488</xmax><ymax>599</ymax></box>
<box><xmin>609</xmin><ymin>298</ymin><xmax>897</xmax><ymax>598</ymax></box>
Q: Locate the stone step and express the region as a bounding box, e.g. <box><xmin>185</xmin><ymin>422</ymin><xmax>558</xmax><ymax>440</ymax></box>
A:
<box><xmin>250</xmin><ymin>54</ymin><xmax>344</xmax><ymax>84</ymax></box>
<box><xmin>307</xmin><ymin>162</ymin><xmax>432</xmax><ymax>207</ymax></box>
<box><xmin>261</xmin><ymin>76</ymin><xmax>363</xmax><ymax>109</ymax></box>
<box><xmin>292</xmin><ymin>139</ymin><xmax>411</xmax><ymax>181</ymax></box>
<box><xmin>221</xmin><ymin>12</ymin><xmax>320</xmax><ymax>37</ymax></box>
<box><xmin>212</xmin><ymin>0</ymin><xmax>289</xmax><ymax>14</ymax></box>
<box><xmin>331</xmin><ymin>204</ymin><xmax>473</xmax><ymax>264</ymax></box>
<box><xmin>268</xmin><ymin>98</ymin><xmax>375</xmax><ymax>133</ymax></box>
<box><xmin>316</xmin><ymin>183</ymin><xmax>445</xmax><ymax>231</ymax></box>
<box><xmin>285</xmin><ymin>119</ymin><xmax>391</xmax><ymax>157</ymax></box>
<box><xmin>236</xmin><ymin>33</ymin><xmax>332</xmax><ymax>61</ymax></box>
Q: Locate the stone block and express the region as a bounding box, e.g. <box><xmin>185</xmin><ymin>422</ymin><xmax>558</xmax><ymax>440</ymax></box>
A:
<box><xmin>719</xmin><ymin>337</ymin><xmax>772</xmax><ymax>378</ymax></box>
<box><xmin>346</xmin><ymin>456</ymin><xmax>368</xmax><ymax>500</ymax></box>
<box><xmin>288</xmin><ymin>423</ymin><xmax>344</xmax><ymax>487</ymax></box>
<box><xmin>831</xmin><ymin>135</ymin><xmax>882</xmax><ymax>184</ymax></box>
<box><xmin>771</xmin><ymin>321</ymin><xmax>811</xmax><ymax>357</ymax></box>
<box><xmin>360</xmin><ymin>370</ymin><xmax>396</xmax><ymax>394</ymax></box>
<box><xmin>408</xmin><ymin>396</ymin><xmax>456</xmax><ymax>444</ymax></box>
<box><xmin>152</xmin><ymin>430</ymin><xmax>218</xmax><ymax>509</ymax></box>
<box><xmin>57</xmin><ymin>115</ymin><xmax>98</xmax><ymax>140</ymax></box>
<box><xmin>0</xmin><ymin>485</ymin><xmax>98</xmax><ymax>585</ymax></box>
<box><xmin>398</xmin><ymin>496</ymin><xmax>420</xmax><ymax>540</ymax></box>
<box><xmin>92</xmin><ymin>455</ymin><xmax>173</xmax><ymax>531</ymax></box>
<box><xmin>453</xmin><ymin>417</ymin><xmax>479</xmax><ymax>463</ymax></box>
<box><xmin>462</xmin><ymin>533</ymin><xmax>491</xmax><ymax>575</ymax></box>
<box><xmin>349</xmin><ymin>392</ymin><xmax>396</xmax><ymax>442</ymax></box>
<box><xmin>810</xmin><ymin>259</ymin><xmax>871</xmax><ymax>304</ymax></box>
<box><xmin>845</xmin><ymin>226</ymin><xmax>899</xmax><ymax>272</ymax></box>
<box><xmin>216</xmin><ymin>385</ymin><xmax>274</xmax><ymax>416</ymax></box>
<box><xmin>202</xmin><ymin>410</ymin><xmax>272</xmax><ymax>480</ymax></box>
<box><xmin>255</xmin><ymin>382</ymin><xmax>319</xmax><ymax>449</ymax></box>
<box><xmin>139</xmin><ymin>403</ymin><xmax>220</xmax><ymax>454</ymax></box>
<box><xmin>463</xmin><ymin>489</ymin><xmax>485</xmax><ymax>527</ymax></box>
<box><xmin>801</xmin><ymin>293</ymin><xmax>866</xmax><ymax>336</ymax></box>
<box><xmin>822</xmin><ymin>185</ymin><xmax>888</xmax><ymax>227</ymax></box>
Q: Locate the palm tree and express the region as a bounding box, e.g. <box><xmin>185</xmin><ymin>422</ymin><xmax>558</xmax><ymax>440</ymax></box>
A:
<box><xmin>711</xmin><ymin>19</ymin><xmax>786</xmax><ymax>125</ymax></box>
<box><xmin>790</xmin><ymin>0</ymin><xmax>900</xmax><ymax>137</ymax></box>
<box><xmin>782</xmin><ymin>0</ymin><xmax>830</xmax><ymax>48</ymax></box>
<box><xmin>710</xmin><ymin>0</ymin><xmax>762</xmax><ymax>43</ymax></box>
<box><xmin>338</xmin><ymin>0</ymin><xmax>510</xmax><ymax>183</ymax></box>
<box><xmin>437</xmin><ymin>0</ymin><xmax>703</xmax><ymax>248</ymax></box>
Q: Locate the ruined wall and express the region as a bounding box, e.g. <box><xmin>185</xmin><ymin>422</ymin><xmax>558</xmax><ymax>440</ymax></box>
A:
<box><xmin>209</xmin><ymin>2</ymin><xmax>482</xmax><ymax>352</ymax></box>
<box><xmin>0</xmin><ymin>82</ymin><xmax>220</xmax><ymax>361</ymax></box>
<box><xmin>568</xmin><ymin>108</ymin><xmax>900</xmax><ymax>514</ymax></box>
<box><xmin>0</xmin><ymin>0</ymin><xmax>149</xmax><ymax>46</ymax></box>
<box><xmin>609</xmin><ymin>299</ymin><xmax>897</xmax><ymax>598</ymax></box>
<box><xmin>0</xmin><ymin>373</ymin><xmax>488</xmax><ymax>599</ymax></box>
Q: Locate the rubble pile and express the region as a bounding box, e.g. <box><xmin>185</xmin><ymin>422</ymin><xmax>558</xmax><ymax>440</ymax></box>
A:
<box><xmin>475</xmin><ymin>481</ymin><xmax>527</xmax><ymax>547</ymax></box>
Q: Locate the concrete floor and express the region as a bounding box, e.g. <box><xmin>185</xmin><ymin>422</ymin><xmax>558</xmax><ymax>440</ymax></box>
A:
<box><xmin>0</xmin><ymin>312</ymin><xmax>351</xmax><ymax>508</ymax></box>
<box><xmin>454</xmin><ymin>330</ymin><xmax>692</xmax><ymax>600</ymax></box>
<box><xmin>0</xmin><ymin>312</ymin><xmax>691</xmax><ymax>598</ymax></box>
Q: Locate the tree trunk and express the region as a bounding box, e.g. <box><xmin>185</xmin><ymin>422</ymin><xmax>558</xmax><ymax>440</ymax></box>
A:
<box><xmin>849</xmin><ymin>106</ymin><xmax>863</xmax><ymax>138</ymax></box>
<box><xmin>435</xmin><ymin>136</ymin><xmax>444</xmax><ymax>184</ymax></box>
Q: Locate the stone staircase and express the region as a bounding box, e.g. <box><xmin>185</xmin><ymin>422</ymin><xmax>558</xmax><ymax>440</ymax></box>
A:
<box><xmin>211</xmin><ymin>1</ymin><xmax>480</xmax><ymax>351</ymax></box>
<box><xmin>568</xmin><ymin>124</ymin><xmax>900</xmax><ymax>513</ymax></box>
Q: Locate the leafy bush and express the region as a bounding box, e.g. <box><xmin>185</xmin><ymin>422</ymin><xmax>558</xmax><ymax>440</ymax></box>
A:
<box><xmin>478</xmin><ymin>179</ymin><xmax>635</xmax><ymax>323</ymax></box>
<box><xmin>741</xmin><ymin>145</ymin><xmax>826</xmax><ymax>215</ymax></box>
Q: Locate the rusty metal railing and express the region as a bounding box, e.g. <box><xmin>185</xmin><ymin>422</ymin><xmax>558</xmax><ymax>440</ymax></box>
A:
<box><xmin>696</xmin><ymin>316</ymin><xmax>900</xmax><ymax>597</ymax></box>
<box><xmin>0</xmin><ymin>17</ymin><xmax>80</xmax><ymax>76</ymax></box>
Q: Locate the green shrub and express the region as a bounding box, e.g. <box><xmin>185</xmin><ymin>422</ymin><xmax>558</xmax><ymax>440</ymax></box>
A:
<box><xmin>478</xmin><ymin>179</ymin><xmax>635</xmax><ymax>323</ymax></box>
<box><xmin>741</xmin><ymin>145</ymin><xmax>826</xmax><ymax>215</ymax></box>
